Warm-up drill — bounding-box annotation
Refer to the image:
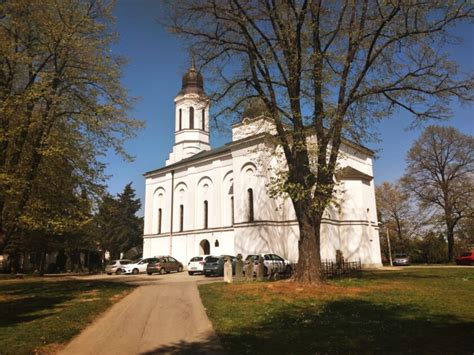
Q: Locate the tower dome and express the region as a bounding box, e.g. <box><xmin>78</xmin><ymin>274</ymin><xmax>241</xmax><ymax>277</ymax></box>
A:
<box><xmin>180</xmin><ymin>60</ymin><xmax>204</xmax><ymax>95</ymax></box>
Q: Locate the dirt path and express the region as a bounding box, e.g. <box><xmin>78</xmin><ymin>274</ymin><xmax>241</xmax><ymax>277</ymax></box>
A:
<box><xmin>60</xmin><ymin>274</ymin><xmax>224</xmax><ymax>354</ymax></box>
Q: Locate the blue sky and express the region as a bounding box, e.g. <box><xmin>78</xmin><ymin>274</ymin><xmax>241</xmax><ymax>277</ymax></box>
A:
<box><xmin>107</xmin><ymin>1</ymin><xmax>473</xmax><ymax>214</ymax></box>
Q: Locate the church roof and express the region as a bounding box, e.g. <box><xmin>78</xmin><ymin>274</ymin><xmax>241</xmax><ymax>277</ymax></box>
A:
<box><xmin>144</xmin><ymin>144</ymin><xmax>232</xmax><ymax>177</ymax></box>
<box><xmin>336</xmin><ymin>166</ymin><xmax>373</xmax><ymax>182</ymax></box>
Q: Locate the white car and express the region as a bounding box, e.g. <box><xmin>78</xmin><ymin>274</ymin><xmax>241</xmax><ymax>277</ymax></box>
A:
<box><xmin>245</xmin><ymin>253</ymin><xmax>293</xmax><ymax>276</ymax></box>
<box><xmin>123</xmin><ymin>258</ymin><xmax>154</xmax><ymax>275</ymax></box>
<box><xmin>187</xmin><ymin>255</ymin><xmax>211</xmax><ymax>275</ymax></box>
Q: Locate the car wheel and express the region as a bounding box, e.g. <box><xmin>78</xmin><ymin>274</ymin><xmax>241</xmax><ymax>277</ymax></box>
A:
<box><xmin>285</xmin><ymin>265</ymin><xmax>292</xmax><ymax>275</ymax></box>
<box><xmin>147</xmin><ymin>272</ymin><xmax>152</xmax><ymax>275</ymax></box>
<box><xmin>159</xmin><ymin>268</ymin><xmax>166</xmax><ymax>275</ymax></box>
<box><xmin>132</xmin><ymin>268</ymin><xmax>139</xmax><ymax>275</ymax></box>
<box><xmin>188</xmin><ymin>271</ymin><xmax>194</xmax><ymax>275</ymax></box>
<box><xmin>116</xmin><ymin>269</ymin><xmax>123</xmax><ymax>275</ymax></box>
<box><xmin>107</xmin><ymin>273</ymin><xmax>112</xmax><ymax>275</ymax></box>
<box><xmin>204</xmin><ymin>274</ymin><xmax>210</xmax><ymax>277</ymax></box>
<box><xmin>178</xmin><ymin>266</ymin><xmax>183</xmax><ymax>272</ymax></box>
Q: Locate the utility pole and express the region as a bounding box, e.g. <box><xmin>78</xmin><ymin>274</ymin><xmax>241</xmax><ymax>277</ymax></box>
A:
<box><xmin>386</xmin><ymin>227</ymin><xmax>393</xmax><ymax>267</ymax></box>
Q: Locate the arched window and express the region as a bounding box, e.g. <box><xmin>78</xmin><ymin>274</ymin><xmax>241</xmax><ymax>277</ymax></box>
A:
<box><xmin>179</xmin><ymin>109</ymin><xmax>182</xmax><ymax>131</ymax></box>
<box><xmin>158</xmin><ymin>208</ymin><xmax>162</xmax><ymax>234</ymax></box>
<box><xmin>203</xmin><ymin>200</ymin><xmax>208</xmax><ymax>229</ymax></box>
<box><xmin>231</xmin><ymin>196</ymin><xmax>234</xmax><ymax>225</ymax></box>
<box><xmin>248</xmin><ymin>188</ymin><xmax>254</xmax><ymax>222</ymax></box>
<box><xmin>179</xmin><ymin>204</ymin><xmax>184</xmax><ymax>232</ymax></box>
<box><xmin>189</xmin><ymin>107</ymin><xmax>194</xmax><ymax>129</ymax></box>
<box><xmin>202</xmin><ymin>109</ymin><xmax>205</xmax><ymax>131</ymax></box>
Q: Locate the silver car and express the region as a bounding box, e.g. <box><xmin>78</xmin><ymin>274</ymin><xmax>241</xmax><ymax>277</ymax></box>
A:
<box><xmin>105</xmin><ymin>259</ymin><xmax>133</xmax><ymax>275</ymax></box>
<box><xmin>393</xmin><ymin>253</ymin><xmax>410</xmax><ymax>266</ymax></box>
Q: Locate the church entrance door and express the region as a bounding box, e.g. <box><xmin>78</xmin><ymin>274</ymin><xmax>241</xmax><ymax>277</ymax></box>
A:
<box><xmin>199</xmin><ymin>239</ymin><xmax>210</xmax><ymax>255</ymax></box>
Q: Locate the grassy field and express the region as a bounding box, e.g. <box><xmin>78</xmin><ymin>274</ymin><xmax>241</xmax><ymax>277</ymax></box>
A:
<box><xmin>199</xmin><ymin>268</ymin><xmax>474</xmax><ymax>354</ymax></box>
<box><xmin>0</xmin><ymin>277</ymin><xmax>134</xmax><ymax>354</ymax></box>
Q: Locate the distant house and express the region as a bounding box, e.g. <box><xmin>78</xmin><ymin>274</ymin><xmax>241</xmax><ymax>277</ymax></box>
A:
<box><xmin>142</xmin><ymin>64</ymin><xmax>382</xmax><ymax>267</ymax></box>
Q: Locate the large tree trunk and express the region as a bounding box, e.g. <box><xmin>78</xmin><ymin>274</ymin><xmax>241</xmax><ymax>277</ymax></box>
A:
<box><xmin>293</xmin><ymin>200</ymin><xmax>323</xmax><ymax>283</ymax></box>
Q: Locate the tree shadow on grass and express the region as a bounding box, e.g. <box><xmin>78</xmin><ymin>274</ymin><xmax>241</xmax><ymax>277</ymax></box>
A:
<box><xmin>0</xmin><ymin>280</ymin><xmax>133</xmax><ymax>328</ymax></box>
<box><xmin>215</xmin><ymin>299</ymin><xmax>473</xmax><ymax>354</ymax></box>
<box><xmin>141</xmin><ymin>334</ymin><xmax>225</xmax><ymax>354</ymax></box>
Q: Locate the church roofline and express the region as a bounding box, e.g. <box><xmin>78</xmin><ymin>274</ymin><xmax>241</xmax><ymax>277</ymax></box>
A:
<box><xmin>336</xmin><ymin>166</ymin><xmax>373</xmax><ymax>181</ymax></box>
<box><xmin>143</xmin><ymin>133</ymin><xmax>266</xmax><ymax>178</ymax></box>
<box><xmin>232</xmin><ymin>116</ymin><xmax>374</xmax><ymax>157</ymax></box>
<box><xmin>144</xmin><ymin>127</ymin><xmax>374</xmax><ymax>178</ymax></box>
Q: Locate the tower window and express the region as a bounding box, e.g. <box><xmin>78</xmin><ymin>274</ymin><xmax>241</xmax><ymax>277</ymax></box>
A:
<box><xmin>189</xmin><ymin>107</ymin><xmax>194</xmax><ymax>129</ymax></box>
<box><xmin>179</xmin><ymin>204</ymin><xmax>184</xmax><ymax>232</ymax></box>
<box><xmin>179</xmin><ymin>109</ymin><xmax>182</xmax><ymax>131</ymax></box>
<box><xmin>248</xmin><ymin>188</ymin><xmax>254</xmax><ymax>222</ymax></box>
<box><xmin>204</xmin><ymin>200</ymin><xmax>208</xmax><ymax>229</ymax></box>
<box><xmin>158</xmin><ymin>208</ymin><xmax>162</xmax><ymax>234</ymax></box>
<box><xmin>202</xmin><ymin>109</ymin><xmax>205</xmax><ymax>131</ymax></box>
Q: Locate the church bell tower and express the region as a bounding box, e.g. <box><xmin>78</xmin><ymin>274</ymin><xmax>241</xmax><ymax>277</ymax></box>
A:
<box><xmin>166</xmin><ymin>61</ymin><xmax>210</xmax><ymax>166</ymax></box>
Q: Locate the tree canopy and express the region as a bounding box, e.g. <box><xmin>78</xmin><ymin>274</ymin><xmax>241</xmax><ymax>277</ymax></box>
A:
<box><xmin>0</xmin><ymin>0</ymin><xmax>143</xmax><ymax>259</ymax></box>
<box><xmin>94</xmin><ymin>183</ymin><xmax>143</xmax><ymax>260</ymax></box>
<box><xmin>166</xmin><ymin>0</ymin><xmax>473</xmax><ymax>282</ymax></box>
<box><xmin>402</xmin><ymin>125</ymin><xmax>474</xmax><ymax>261</ymax></box>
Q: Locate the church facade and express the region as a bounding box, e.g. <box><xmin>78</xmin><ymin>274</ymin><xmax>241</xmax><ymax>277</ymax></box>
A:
<box><xmin>142</xmin><ymin>64</ymin><xmax>382</xmax><ymax>268</ymax></box>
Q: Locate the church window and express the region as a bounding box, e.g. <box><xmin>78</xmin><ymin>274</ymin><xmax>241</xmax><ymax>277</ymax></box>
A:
<box><xmin>204</xmin><ymin>200</ymin><xmax>208</xmax><ymax>229</ymax></box>
<box><xmin>158</xmin><ymin>208</ymin><xmax>162</xmax><ymax>234</ymax></box>
<box><xmin>248</xmin><ymin>188</ymin><xmax>254</xmax><ymax>222</ymax></box>
<box><xmin>189</xmin><ymin>107</ymin><xmax>194</xmax><ymax>129</ymax></box>
<box><xmin>179</xmin><ymin>109</ymin><xmax>182</xmax><ymax>131</ymax></box>
<box><xmin>231</xmin><ymin>196</ymin><xmax>234</xmax><ymax>225</ymax></box>
<box><xmin>179</xmin><ymin>204</ymin><xmax>184</xmax><ymax>232</ymax></box>
<box><xmin>202</xmin><ymin>109</ymin><xmax>205</xmax><ymax>131</ymax></box>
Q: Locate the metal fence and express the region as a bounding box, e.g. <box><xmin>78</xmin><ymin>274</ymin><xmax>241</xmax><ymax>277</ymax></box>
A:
<box><xmin>258</xmin><ymin>259</ymin><xmax>362</xmax><ymax>281</ymax></box>
<box><xmin>320</xmin><ymin>259</ymin><xmax>362</xmax><ymax>278</ymax></box>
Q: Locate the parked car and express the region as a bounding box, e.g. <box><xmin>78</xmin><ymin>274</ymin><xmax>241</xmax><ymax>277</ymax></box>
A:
<box><xmin>123</xmin><ymin>258</ymin><xmax>155</xmax><ymax>274</ymax></box>
<box><xmin>187</xmin><ymin>255</ymin><xmax>211</xmax><ymax>275</ymax></box>
<box><xmin>245</xmin><ymin>253</ymin><xmax>293</xmax><ymax>276</ymax></box>
<box><xmin>146</xmin><ymin>256</ymin><xmax>184</xmax><ymax>275</ymax></box>
<box><xmin>393</xmin><ymin>253</ymin><xmax>411</xmax><ymax>266</ymax></box>
<box><xmin>105</xmin><ymin>259</ymin><xmax>133</xmax><ymax>275</ymax></box>
<box><xmin>455</xmin><ymin>251</ymin><xmax>474</xmax><ymax>266</ymax></box>
<box><xmin>203</xmin><ymin>255</ymin><xmax>236</xmax><ymax>277</ymax></box>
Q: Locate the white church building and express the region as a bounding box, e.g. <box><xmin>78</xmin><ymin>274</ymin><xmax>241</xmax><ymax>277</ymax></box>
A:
<box><xmin>142</xmin><ymin>64</ymin><xmax>382</xmax><ymax>268</ymax></box>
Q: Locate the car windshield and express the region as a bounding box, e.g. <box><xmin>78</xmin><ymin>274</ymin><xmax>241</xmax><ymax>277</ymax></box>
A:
<box><xmin>394</xmin><ymin>254</ymin><xmax>408</xmax><ymax>258</ymax></box>
<box><xmin>120</xmin><ymin>260</ymin><xmax>132</xmax><ymax>265</ymax></box>
<box><xmin>206</xmin><ymin>257</ymin><xmax>220</xmax><ymax>263</ymax></box>
<box><xmin>461</xmin><ymin>252</ymin><xmax>471</xmax><ymax>257</ymax></box>
<box><xmin>190</xmin><ymin>257</ymin><xmax>203</xmax><ymax>262</ymax></box>
<box><xmin>107</xmin><ymin>261</ymin><xmax>117</xmax><ymax>266</ymax></box>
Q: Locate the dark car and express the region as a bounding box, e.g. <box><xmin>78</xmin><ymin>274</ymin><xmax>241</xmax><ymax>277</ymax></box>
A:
<box><xmin>393</xmin><ymin>253</ymin><xmax>410</xmax><ymax>266</ymax></box>
<box><xmin>455</xmin><ymin>251</ymin><xmax>474</xmax><ymax>266</ymax></box>
<box><xmin>203</xmin><ymin>255</ymin><xmax>236</xmax><ymax>277</ymax></box>
<box><xmin>146</xmin><ymin>256</ymin><xmax>184</xmax><ymax>275</ymax></box>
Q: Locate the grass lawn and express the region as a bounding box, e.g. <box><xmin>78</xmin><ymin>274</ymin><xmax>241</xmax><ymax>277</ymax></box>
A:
<box><xmin>199</xmin><ymin>268</ymin><xmax>474</xmax><ymax>354</ymax></box>
<box><xmin>0</xmin><ymin>277</ymin><xmax>134</xmax><ymax>354</ymax></box>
